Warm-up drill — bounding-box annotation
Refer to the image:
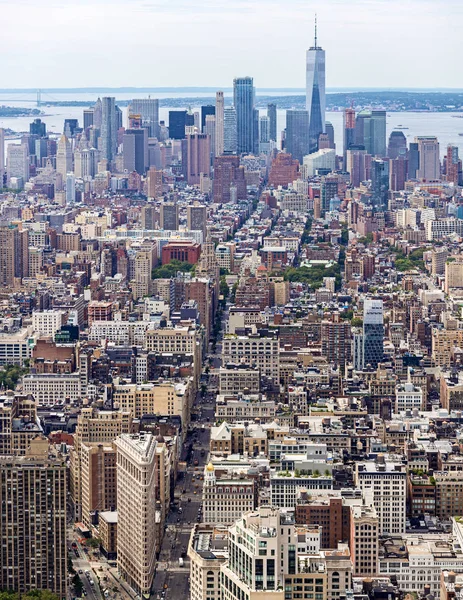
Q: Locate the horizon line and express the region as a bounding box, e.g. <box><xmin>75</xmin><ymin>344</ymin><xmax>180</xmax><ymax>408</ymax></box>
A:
<box><xmin>2</xmin><ymin>87</ymin><xmax>463</xmax><ymax>94</ymax></box>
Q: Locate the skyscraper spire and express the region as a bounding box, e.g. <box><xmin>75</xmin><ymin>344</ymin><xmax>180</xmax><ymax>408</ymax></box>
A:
<box><xmin>314</xmin><ymin>13</ymin><xmax>318</xmax><ymax>48</ymax></box>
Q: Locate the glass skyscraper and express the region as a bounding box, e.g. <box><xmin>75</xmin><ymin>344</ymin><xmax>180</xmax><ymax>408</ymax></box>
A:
<box><xmin>362</xmin><ymin>299</ymin><xmax>384</xmax><ymax>369</ymax></box>
<box><xmin>233</xmin><ymin>77</ymin><xmax>255</xmax><ymax>155</ymax></box>
<box><xmin>285</xmin><ymin>110</ymin><xmax>310</xmax><ymax>163</ymax></box>
<box><xmin>306</xmin><ymin>21</ymin><xmax>326</xmax><ymax>154</ymax></box>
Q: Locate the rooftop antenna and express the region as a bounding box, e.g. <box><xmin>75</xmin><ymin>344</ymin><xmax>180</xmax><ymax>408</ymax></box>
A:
<box><xmin>314</xmin><ymin>13</ymin><xmax>318</xmax><ymax>48</ymax></box>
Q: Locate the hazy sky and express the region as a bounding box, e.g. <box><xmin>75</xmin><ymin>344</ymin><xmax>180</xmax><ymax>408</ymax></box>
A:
<box><xmin>1</xmin><ymin>0</ymin><xmax>461</xmax><ymax>89</ymax></box>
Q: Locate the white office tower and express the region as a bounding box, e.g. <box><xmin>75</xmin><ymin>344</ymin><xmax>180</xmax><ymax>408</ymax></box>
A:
<box><xmin>0</xmin><ymin>128</ymin><xmax>4</xmax><ymax>185</ymax></box>
<box><xmin>129</xmin><ymin>98</ymin><xmax>160</xmax><ymax>138</ymax></box>
<box><xmin>259</xmin><ymin>115</ymin><xmax>270</xmax><ymax>154</ymax></box>
<box><xmin>66</xmin><ymin>173</ymin><xmax>76</xmax><ymax>204</ymax></box>
<box><xmin>215</xmin><ymin>91</ymin><xmax>225</xmax><ymax>156</ymax></box>
<box><xmin>115</xmin><ymin>433</ymin><xmax>157</xmax><ymax>597</ymax></box>
<box><xmin>223</xmin><ymin>106</ymin><xmax>237</xmax><ymax>154</ymax></box>
<box><xmin>205</xmin><ymin>115</ymin><xmax>216</xmax><ymax>161</ymax></box>
<box><xmin>306</xmin><ymin>17</ymin><xmax>326</xmax><ymax>153</ymax></box>
<box><xmin>56</xmin><ymin>134</ymin><xmax>72</xmax><ymax>190</ymax></box>
<box><xmin>7</xmin><ymin>143</ymin><xmax>29</xmax><ymax>188</ymax></box>
<box><xmin>100</xmin><ymin>97</ymin><xmax>117</xmax><ymax>161</ymax></box>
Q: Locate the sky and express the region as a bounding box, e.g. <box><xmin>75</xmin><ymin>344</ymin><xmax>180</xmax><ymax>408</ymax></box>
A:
<box><xmin>0</xmin><ymin>0</ymin><xmax>461</xmax><ymax>89</ymax></box>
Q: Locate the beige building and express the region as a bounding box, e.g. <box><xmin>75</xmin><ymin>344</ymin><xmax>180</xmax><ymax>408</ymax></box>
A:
<box><xmin>354</xmin><ymin>458</ymin><xmax>407</xmax><ymax>535</ymax></box>
<box><xmin>350</xmin><ymin>504</ymin><xmax>379</xmax><ymax>576</ymax></box>
<box><xmin>115</xmin><ymin>433</ymin><xmax>157</xmax><ymax>596</ymax></box>
<box><xmin>0</xmin><ymin>437</ymin><xmax>67</xmax><ymax>597</ymax></box>
<box><xmin>445</xmin><ymin>257</ymin><xmax>463</xmax><ymax>293</ymax></box>
<box><xmin>112</xmin><ymin>380</ymin><xmax>193</xmax><ymax>424</ymax></box>
<box><xmin>203</xmin><ymin>462</ymin><xmax>255</xmax><ymax>526</ymax></box>
<box><xmin>188</xmin><ymin>524</ymin><xmax>229</xmax><ymax>600</ymax></box>
<box><xmin>80</xmin><ymin>442</ymin><xmax>117</xmax><ymax>528</ymax></box>
<box><xmin>99</xmin><ymin>511</ymin><xmax>118</xmax><ymax>559</ymax></box>
<box><xmin>0</xmin><ymin>393</ymin><xmax>42</xmax><ymax>455</ymax></box>
<box><xmin>218</xmin><ymin>366</ymin><xmax>261</xmax><ymax>395</ymax></box>
<box><xmin>222</xmin><ymin>334</ymin><xmax>280</xmax><ymax>383</ymax></box>
<box><xmin>70</xmin><ymin>408</ymin><xmax>132</xmax><ymax>520</ymax></box>
<box><xmin>432</xmin><ymin>328</ymin><xmax>463</xmax><ymax>367</ymax></box>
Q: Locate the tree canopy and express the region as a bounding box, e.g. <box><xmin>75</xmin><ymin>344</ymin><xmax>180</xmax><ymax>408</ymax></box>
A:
<box><xmin>152</xmin><ymin>259</ymin><xmax>195</xmax><ymax>280</ymax></box>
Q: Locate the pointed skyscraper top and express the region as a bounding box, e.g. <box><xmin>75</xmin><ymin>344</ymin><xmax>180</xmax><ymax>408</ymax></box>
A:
<box><xmin>314</xmin><ymin>13</ymin><xmax>318</xmax><ymax>48</ymax></box>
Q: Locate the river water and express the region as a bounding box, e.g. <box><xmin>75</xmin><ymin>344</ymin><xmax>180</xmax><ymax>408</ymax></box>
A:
<box><xmin>1</xmin><ymin>91</ymin><xmax>462</xmax><ymax>158</ymax></box>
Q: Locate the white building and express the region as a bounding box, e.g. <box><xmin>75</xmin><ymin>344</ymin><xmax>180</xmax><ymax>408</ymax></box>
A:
<box><xmin>0</xmin><ymin>327</ymin><xmax>35</xmax><ymax>366</ymax></box>
<box><xmin>395</xmin><ymin>382</ymin><xmax>423</xmax><ymax>413</ymax></box>
<box><xmin>354</xmin><ymin>457</ymin><xmax>407</xmax><ymax>534</ymax></box>
<box><xmin>303</xmin><ymin>148</ymin><xmax>336</xmax><ymax>176</ymax></box>
<box><xmin>222</xmin><ymin>334</ymin><xmax>280</xmax><ymax>384</ymax></box>
<box><xmin>270</xmin><ymin>470</ymin><xmax>333</xmax><ymax>508</ymax></box>
<box><xmin>22</xmin><ymin>373</ymin><xmax>81</xmax><ymax>405</ymax></box>
<box><xmin>115</xmin><ymin>433</ymin><xmax>157</xmax><ymax>597</ymax></box>
<box><xmin>188</xmin><ymin>524</ymin><xmax>228</xmax><ymax>600</ymax></box>
<box><xmin>203</xmin><ymin>462</ymin><xmax>255</xmax><ymax>526</ymax></box>
<box><xmin>7</xmin><ymin>144</ymin><xmax>29</xmax><ymax>188</ymax></box>
<box><xmin>32</xmin><ymin>310</ymin><xmax>65</xmax><ymax>338</ymax></box>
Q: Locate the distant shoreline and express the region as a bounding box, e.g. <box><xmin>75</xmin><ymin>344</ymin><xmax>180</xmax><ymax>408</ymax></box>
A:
<box><xmin>2</xmin><ymin>87</ymin><xmax>463</xmax><ymax>93</ymax></box>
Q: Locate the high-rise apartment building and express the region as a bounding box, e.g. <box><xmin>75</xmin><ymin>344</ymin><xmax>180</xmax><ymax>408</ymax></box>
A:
<box><xmin>346</xmin><ymin>148</ymin><xmax>367</xmax><ymax>187</ymax></box>
<box><xmin>123</xmin><ymin>128</ymin><xmax>148</xmax><ymax>175</ymax></box>
<box><xmin>205</xmin><ymin>115</ymin><xmax>216</xmax><ymax>160</ymax></box>
<box><xmin>56</xmin><ymin>133</ymin><xmax>72</xmax><ymax>184</ymax></box>
<box><xmin>267</xmin><ymin>103</ymin><xmax>277</xmax><ymax>142</ymax></box>
<box><xmin>128</xmin><ymin>98</ymin><xmax>159</xmax><ymax>137</ymax></box>
<box><xmin>213</xmin><ymin>155</ymin><xmax>246</xmax><ymax>203</ymax></box>
<box><xmin>363</xmin><ymin>298</ymin><xmax>384</xmax><ymax>369</ymax></box>
<box><xmin>0</xmin><ymin>225</ymin><xmax>21</xmax><ymax>288</ymax></box>
<box><xmin>160</xmin><ymin>201</ymin><xmax>179</xmax><ymax>231</ymax></box>
<box><xmin>370</xmin><ymin>158</ymin><xmax>389</xmax><ymax>209</ymax></box>
<box><xmin>446</xmin><ymin>145</ymin><xmax>461</xmax><ymax>185</ymax></box>
<box><xmin>6</xmin><ymin>143</ymin><xmax>29</xmax><ymax>188</ymax></box>
<box><xmin>115</xmin><ymin>433</ymin><xmax>157</xmax><ymax>596</ymax></box>
<box><xmin>259</xmin><ymin>115</ymin><xmax>271</xmax><ymax>154</ymax></box>
<box><xmin>286</xmin><ymin>110</ymin><xmax>310</xmax><ymax>162</ymax></box>
<box><xmin>201</xmin><ymin>105</ymin><xmax>215</xmax><ymax>132</ymax></box>
<box><xmin>147</xmin><ymin>166</ymin><xmax>163</xmax><ymax>199</ymax></box>
<box><xmin>0</xmin><ymin>128</ymin><xmax>4</xmax><ymax>185</ymax></box>
<box><xmin>169</xmin><ymin>110</ymin><xmax>194</xmax><ymax>140</ymax></box>
<box><xmin>355</xmin><ymin>458</ymin><xmax>407</xmax><ymax>534</ymax></box>
<box><xmin>408</xmin><ymin>142</ymin><xmax>420</xmax><ymax>178</ymax></box>
<box><xmin>355</xmin><ymin>110</ymin><xmax>386</xmax><ymax>157</ymax></box>
<box><xmin>187</xmin><ymin>204</ymin><xmax>207</xmax><ymax>238</ymax></box>
<box><xmin>320</xmin><ymin>175</ymin><xmax>338</xmax><ymax>215</ymax></box>
<box><xmin>233</xmin><ymin>77</ymin><xmax>255</xmax><ymax>154</ymax></box>
<box><xmin>134</xmin><ymin>247</ymin><xmax>155</xmax><ymax>300</ymax></box>
<box><xmin>0</xmin><ymin>437</ymin><xmax>67</xmax><ymax>597</ymax></box>
<box><xmin>70</xmin><ymin>407</ymin><xmax>132</xmax><ymax>520</ymax></box>
<box><xmin>30</xmin><ymin>118</ymin><xmax>46</xmax><ymax>137</ymax></box>
<box><xmin>100</xmin><ymin>96</ymin><xmax>117</xmax><ymax>161</ymax></box>
<box><xmin>306</xmin><ymin>20</ymin><xmax>326</xmax><ymax>153</ymax></box>
<box><xmin>389</xmin><ymin>157</ymin><xmax>408</xmax><ymax>191</ymax></box>
<box><xmin>321</xmin><ymin>313</ymin><xmax>352</xmax><ymax>369</ymax></box>
<box><xmin>93</xmin><ymin>97</ymin><xmax>102</xmax><ymax>129</ymax></box>
<box><xmin>343</xmin><ymin>107</ymin><xmax>356</xmax><ymax>162</ymax></box>
<box><xmin>387</xmin><ymin>130</ymin><xmax>407</xmax><ymax>159</ymax></box>
<box><xmin>183</xmin><ymin>133</ymin><xmax>211</xmax><ymax>185</ymax></box>
<box><xmin>80</xmin><ymin>442</ymin><xmax>117</xmax><ymax>528</ymax></box>
<box><xmin>416</xmin><ymin>136</ymin><xmax>440</xmax><ymax>181</ymax></box>
<box><xmin>83</xmin><ymin>108</ymin><xmax>94</xmax><ymax>129</ymax></box>
<box><xmin>215</xmin><ymin>91</ymin><xmax>225</xmax><ymax>156</ymax></box>
<box><xmin>223</xmin><ymin>106</ymin><xmax>237</xmax><ymax>154</ymax></box>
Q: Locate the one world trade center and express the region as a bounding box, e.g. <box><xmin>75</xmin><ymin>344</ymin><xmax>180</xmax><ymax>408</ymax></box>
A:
<box><xmin>306</xmin><ymin>17</ymin><xmax>326</xmax><ymax>153</ymax></box>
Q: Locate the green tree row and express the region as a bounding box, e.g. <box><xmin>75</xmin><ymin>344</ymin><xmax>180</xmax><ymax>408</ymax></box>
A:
<box><xmin>151</xmin><ymin>259</ymin><xmax>195</xmax><ymax>279</ymax></box>
<box><xmin>0</xmin><ymin>591</ymin><xmax>60</xmax><ymax>600</ymax></box>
